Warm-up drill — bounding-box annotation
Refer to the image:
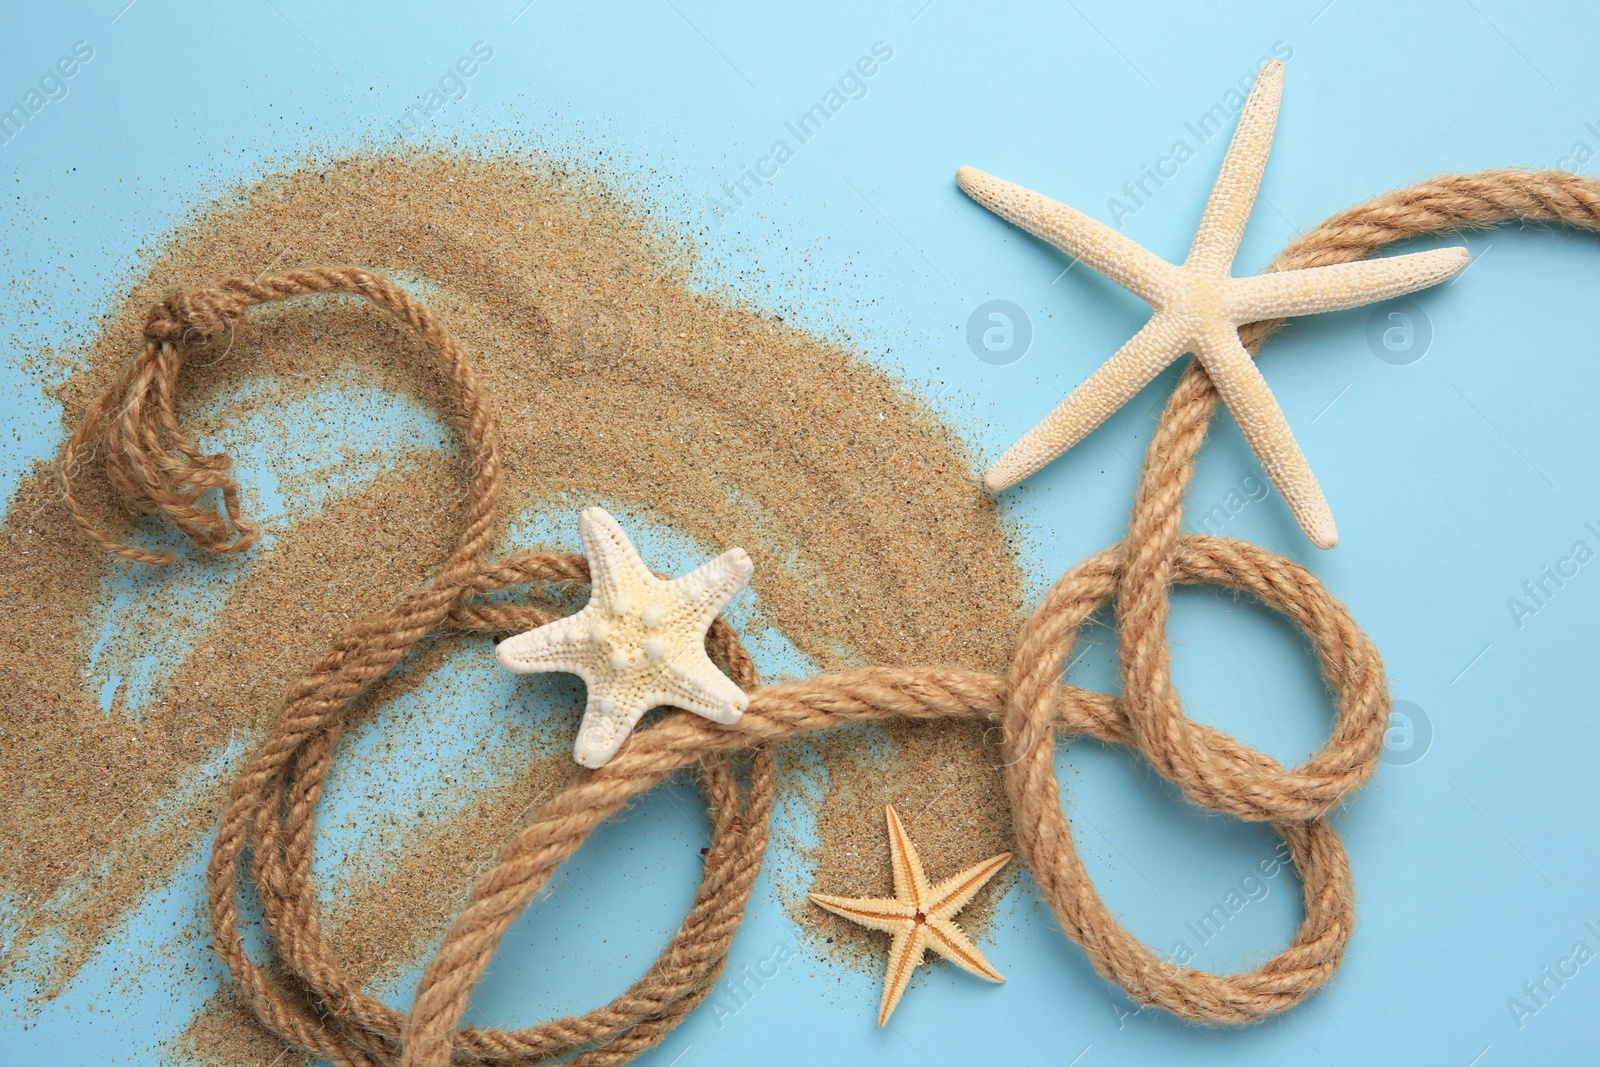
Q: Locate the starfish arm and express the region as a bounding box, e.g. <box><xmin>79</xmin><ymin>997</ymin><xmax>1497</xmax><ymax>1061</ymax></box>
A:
<box><xmin>878</xmin><ymin>927</ymin><xmax>927</xmax><ymax>1027</ymax></box>
<box><xmin>1184</xmin><ymin>61</ymin><xmax>1284</xmax><ymax>275</ymax></box>
<box><xmin>884</xmin><ymin>806</ymin><xmax>932</xmax><ymax>908</ymax></box>
<box><xmin>666</xmin><ymin>546</ymin><xmax>754</xmax><ymax>626</ymax></box>
<box><xmin>493</xmin><ymin>607</ymin><xmax>597</xmax><ymax>675</ymax></box>
<box><xmin>956</xmin><ymin>166</ymin><xmax>1178</xmax><ymax>306</ymax></box>
<box><xmin>1226</xmin><ymin>246</ymin><xmax>1469</xmax><ymax>322</ymax></box>
<box><xmin>577</xmin><ymin>507</ymin><xmax>660</xmax><ymax>608</ymax></box>
<box><xmin>928</xmin><ymin>852</ymin><xmax>1012</xmax><ymax>916</ymax></box>
<box><xmin>1195</xmin><ymin>325</ymin><xmax>1338</xmax><ymax>549</ymax></box>
<box><xmin>573</xmin><ymin>686</ymin><xmax>647</xmax><ymax>767</ymax></box>
<box><xmin>924</xmin><ymin>916</ymin><xmax>1004</xmax><ymax>983</ymax></box>
<box><xmin>985</xmin><ymin>313</ymin><xmax>1185</xmax><ymax>491</ymax></box>
<box><xmin>810</xmin><ymin>892</ymin><xmax>915</xmax><ymax>935</ymax></box>
<box><xmin>657</xmin><ymin>655</ymin><xmax>749</xmax><ymax>725</ymax></box>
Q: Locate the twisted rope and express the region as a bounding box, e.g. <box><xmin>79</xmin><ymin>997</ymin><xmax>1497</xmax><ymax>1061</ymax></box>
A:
<box><xmin>54</xmin><ymin>170</ymin><xmax>1600</xmax><ymax>1064</ymax></box>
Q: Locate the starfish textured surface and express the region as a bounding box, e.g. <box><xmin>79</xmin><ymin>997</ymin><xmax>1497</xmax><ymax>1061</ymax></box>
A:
<box><xmin>810</xmin><ymin>805</ymin><xmax>1011</xmax><ymax>1027</ymax></box>
<box><xmin>495</xmin><ymin>507</ymin><xmax>753</xmax><ymax>768</ymax></box>
<box><xmin>958</xmin><ymin>60</ymin><xmax>1469</xmax><ymax>549</ymax></box>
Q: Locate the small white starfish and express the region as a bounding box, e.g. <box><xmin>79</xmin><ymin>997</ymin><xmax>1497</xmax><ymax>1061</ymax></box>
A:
<box><xmin>959</xmin><ymin>60</ymin><xmax>1469</xmax><ymax>549</ymax></box>
<box><xmin>495</xmin><ymin>507</ymin><xmax>753</xmax><ymax>768</ymax></box>
<box><xmin>811</xmin><ymin>805</ymin><xmax>1011</xmax><ymax>1027</ymax></box>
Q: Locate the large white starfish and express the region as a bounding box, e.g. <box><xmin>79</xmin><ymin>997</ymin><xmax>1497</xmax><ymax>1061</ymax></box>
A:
<box><xmin>959</xmin><ymin>60</ymin><xmax>1468</xmax><ymax>549</ymax></box>
<box><xmin>495</xmin><ymin>507</ymin><xmax>753</xmax><ymax>768</ymax></box>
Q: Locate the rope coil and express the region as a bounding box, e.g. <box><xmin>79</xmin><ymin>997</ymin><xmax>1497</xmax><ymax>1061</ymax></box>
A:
<box><xmin>56</xmin><ymin>169</ymin><xmax>1600</xmax><ymax>1065</ymax></box>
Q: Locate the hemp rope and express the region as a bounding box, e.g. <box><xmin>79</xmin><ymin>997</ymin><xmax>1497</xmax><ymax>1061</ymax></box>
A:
<box><xmin>54</xmin><ymin>169</ymin><xmax>1600</xmax><ymax>1065</ymax></box>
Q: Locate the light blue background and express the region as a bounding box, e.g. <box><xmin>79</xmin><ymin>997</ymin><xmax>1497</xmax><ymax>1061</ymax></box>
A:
<box><xmin>3</xmin><ymin>1</ymin><xmax>1599</xmax><ymax>1064</ymax></box>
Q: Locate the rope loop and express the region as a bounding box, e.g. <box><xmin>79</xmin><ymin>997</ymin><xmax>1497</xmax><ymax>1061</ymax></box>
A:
<box><xmin>1002</xmin><ymin>539</ymin><xmax>1366</xmax><ymax>1023</ymax></box>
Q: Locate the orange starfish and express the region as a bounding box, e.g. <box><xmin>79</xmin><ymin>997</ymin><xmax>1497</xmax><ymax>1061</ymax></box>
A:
<box><xmin>810</xmin><ymin>805</ymin><xmax>1012</xmax><ymax>1026</ymax></box>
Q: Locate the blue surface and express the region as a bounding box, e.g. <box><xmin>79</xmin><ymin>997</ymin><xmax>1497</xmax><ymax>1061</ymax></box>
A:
<box><xmin>4</xmin><ymin>1</ymin><xmax>1600</xmax><ymax>1064</ymax></box>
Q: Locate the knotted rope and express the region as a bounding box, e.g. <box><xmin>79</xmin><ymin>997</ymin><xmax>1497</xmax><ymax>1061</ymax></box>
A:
<box><xmin>56</xmin><ymin>169</ymin><xmax>1600</xmax><ymax>1065</ymax></box>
